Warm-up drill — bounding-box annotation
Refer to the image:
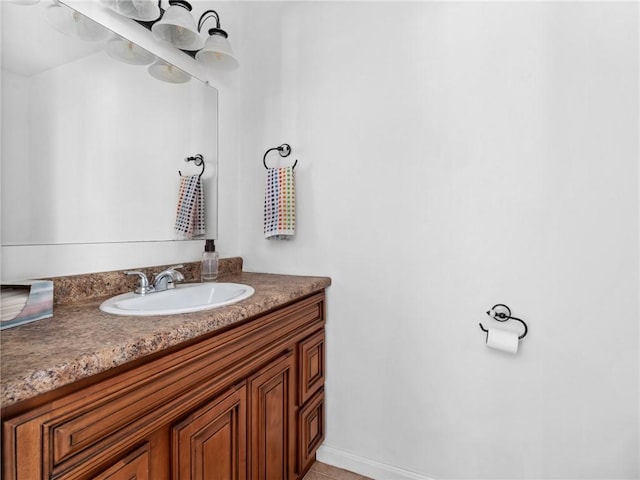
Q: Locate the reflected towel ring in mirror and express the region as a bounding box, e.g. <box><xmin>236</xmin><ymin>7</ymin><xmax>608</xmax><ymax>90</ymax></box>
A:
<box><xmin>179</xmin><ymin>154</ymin><xmax>205</xmax><ymax>179</ymax></box>
<box><xmin>479</xmin><ymin>303</ymin><xmax>529</xmax><ymax>340</ymax></box>
<box><xmin>263</xmin><ymin>143</ymin><xmax>298</xmax><ymax>170</ymax></box>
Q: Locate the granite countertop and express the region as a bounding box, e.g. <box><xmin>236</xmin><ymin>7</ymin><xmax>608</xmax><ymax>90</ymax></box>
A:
<box><xmin>1</xmin><ymin>269</ymin><xmax>331</xmax><ymax>409</ymax></box>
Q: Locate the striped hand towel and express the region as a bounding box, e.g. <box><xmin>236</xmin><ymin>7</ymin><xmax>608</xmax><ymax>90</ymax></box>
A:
<box><xmin>264</xmin><ymin>166</ymin><xmax>295</xmax><ymax>240</ymax></box>
<box><xmin>174</xmin><ymin>175</ymin><xmax>205</xmax><ymax>240</ymax></box>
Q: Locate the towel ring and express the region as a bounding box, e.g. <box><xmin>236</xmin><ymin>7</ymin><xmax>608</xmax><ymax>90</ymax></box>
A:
<box><xmin>179</xmin><ymin>154</ymin><xmax>205</xmax><ymax>179</ymax></box>
<box><xmin>263</xmin><ymin>143</ymin><xmax>298</xmax><ymax>170</ymax></box>
<box><xmin>479</xmin><ymin>303</ymin><xmax>528</xmax><ymax>340</ymax></box>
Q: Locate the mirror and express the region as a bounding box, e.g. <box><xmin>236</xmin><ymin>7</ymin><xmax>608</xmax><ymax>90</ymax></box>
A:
<box><xmin>1</xmin><ymin>0</ymin><xmax>218</xmax><ymax>246</ymax></box>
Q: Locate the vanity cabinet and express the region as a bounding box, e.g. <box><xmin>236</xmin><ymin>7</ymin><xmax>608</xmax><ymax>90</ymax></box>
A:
<box><xmin>2</xmin><ymin>292</ymin><xmax>326</xmax><ymax>480</ymax></box>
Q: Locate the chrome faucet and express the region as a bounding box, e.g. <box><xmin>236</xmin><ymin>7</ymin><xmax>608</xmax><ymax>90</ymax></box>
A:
<box><xmin>153</xmin><ymin>265</ymin><xmax>185</xmax><ymax>292</ymax></box>
<box><xmin>124</xmin><ymin>265</ymin><xmax>184</xmax><ymax>295</ymax></box>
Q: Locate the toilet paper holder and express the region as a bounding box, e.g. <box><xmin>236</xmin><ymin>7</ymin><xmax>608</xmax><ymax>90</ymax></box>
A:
<box><xmin>479</xmin><ymin>304</ymin><xmax>528</xmax><ymax>340</ymax></box>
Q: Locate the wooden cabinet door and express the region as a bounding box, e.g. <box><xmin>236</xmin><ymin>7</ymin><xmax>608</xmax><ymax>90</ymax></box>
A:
<box><xmin>299</xmin><ymin>330</ymin><xmax>325</xmax><ymax>405</ymax></box>
<box><xmin>172</xmin><ymin>385</ymin><xmax>247</xmax><ymax>480</ymax></box>
<box><xmin>298</xmin><ymin>389</ymin><xmax>325</xmax><ymax>474</ymax></box>
<box><xmin>247</xmin><ymin>351</ymin><xmax>296</xmax><ymax>480</ymax></box>
<box><xmin>92</xmin><ymin>444</ymin><xmax>150</xmax><ymax>480</ymax></box>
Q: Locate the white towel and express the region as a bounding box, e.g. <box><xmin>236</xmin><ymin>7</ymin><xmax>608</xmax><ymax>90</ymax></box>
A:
<box><xmin>264</xmin><ymin>167</ymin><xmax>295</xmax><ymax>240</ymax></box>
<box><xmin>174</xmin><ymin>175</ymin><xmax>205</xmax><ymax>239</ymax></box>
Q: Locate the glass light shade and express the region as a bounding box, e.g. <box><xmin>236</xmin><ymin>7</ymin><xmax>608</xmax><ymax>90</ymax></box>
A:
<box><xmin>195</xmin><ymin>34</ymin><xmax>239</xmax><ymax>71</ymax></box>
<box><xmin>99</xmin><ymin>0</ymin><xmax>161</xmax><ymax>22</ymax></box>
<box><xmin>130</xmin><ymin>0</ymin><xmax>161</xmax><ymax>21</ymax></box>
<box><xmin>45</xmin><ymin>1</ymin><xmax>111</xmax><ymax>41</ymax></box>
<box><xmin>106</xmin><ymin>37</ymin><xmax>156</xmax><ymax>65</ymax></box>
<box><xmin>151</xmin><ymin>4</ymin><xmax>203</xmax><ymax>50</ymax></box>
<box><xmin>148</xmin><ymin>59</ymin><xmax>191</xmax><ymax>84</ymax></box>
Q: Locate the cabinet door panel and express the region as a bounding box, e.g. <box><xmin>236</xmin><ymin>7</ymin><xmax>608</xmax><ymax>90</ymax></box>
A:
<box><xmin>248</xmin><ymin>352</ymin><xmax>295</xmax><ymax>480</ymax></box>
<box><xmin>299</xmin><ymin>330</ymin><xmax>325</xmax><ymax>405</ymax></box>
<box><xmin>298</xmin><ymin>389</ymin><xmax>325</xmax><ymax>473</ymax></box>
<box><xmin>92</xmin><ymin>444</ymin><xmax>150</xmax><ymax>480</ymax></box>
<box><xmin>172</xmin><ymin>385</ymin><xmax>247</xmax><ymax>480</ymax></box>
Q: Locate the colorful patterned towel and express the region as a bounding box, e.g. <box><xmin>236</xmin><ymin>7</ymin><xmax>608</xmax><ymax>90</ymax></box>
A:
<box><xmin>264</xmin><ymin>166</ymin><xmax>295</xmax><ymax>240</ymax></box>
<box><xmin>174</xmin><ymin>174</ymin><xmax>205</xmax><ymax>239</ymax></box>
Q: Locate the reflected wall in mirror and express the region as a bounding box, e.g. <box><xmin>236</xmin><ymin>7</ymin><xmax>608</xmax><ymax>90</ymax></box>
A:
<box><xmin>1</xmin><ymin>0</ymin><xmax>218</xmax><ymax>246</ymax></box>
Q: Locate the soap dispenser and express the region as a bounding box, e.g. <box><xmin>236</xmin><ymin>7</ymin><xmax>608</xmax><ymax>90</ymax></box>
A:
<box><xmin>201</xmin><ymin>239</ymin><xmax>219</xmax><ymax>282</ymax></box>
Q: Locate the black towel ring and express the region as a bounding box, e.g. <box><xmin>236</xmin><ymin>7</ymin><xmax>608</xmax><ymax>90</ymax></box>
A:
<box><xmin>179</xmin><ymin>154</ymin><xmax>205</xmax><ymax>179</ymax></box>
<box><xmin>263</xmin><ymin>143</ymin><xmax>298</xmax><ymax>170</ymax></box>
<box><xmin>479</xmin><ymin>303</ymin><xmax>529</xmax><ymax>340</ymax></box>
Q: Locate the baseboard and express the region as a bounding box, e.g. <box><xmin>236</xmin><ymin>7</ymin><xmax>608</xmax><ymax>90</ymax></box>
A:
<box><xmin>316</xmin><ymin>445</ymin><xmax>435</xmax><ymax>480</ymax></box>
<box><xmin>316</xmin><ymin>445</ymin><xmax>629</xmax><ymax>480</ymax></box>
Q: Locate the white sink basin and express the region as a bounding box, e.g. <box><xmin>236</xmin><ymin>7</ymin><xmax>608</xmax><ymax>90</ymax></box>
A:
<box><xmin>99</xmin><ymin>283</ymin><xmax>255</xmax><ymax>316</ymax></box>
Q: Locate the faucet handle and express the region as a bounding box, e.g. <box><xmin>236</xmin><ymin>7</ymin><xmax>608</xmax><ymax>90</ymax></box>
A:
<box><xmin>171</xmin><ymin>266</ymin><xmax>185</xmax><ymax>282</ymax></box>
<box><xmin>152</xmin><ymin>265</ymin><xmax>185</xmax><ymax>291</ymax></box>
<box><xmin>154</xmin><ymin>265</ymin><xmax>184</xmax><ymax>279</ymax></box>
<box><xmin>124</xmin><ymin>270</ymin><xmax>155</xmax><ymax>295</ymax></box>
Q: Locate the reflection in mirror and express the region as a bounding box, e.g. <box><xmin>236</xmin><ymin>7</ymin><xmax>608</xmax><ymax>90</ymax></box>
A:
<box><xmin>1</xmin><ymin>0</ymin><xmax>218</xmax><ymax>246</ymax></box>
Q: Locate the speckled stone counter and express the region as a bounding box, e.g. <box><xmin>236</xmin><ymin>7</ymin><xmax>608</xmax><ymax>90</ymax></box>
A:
<box><xmin>1</xmin><ymin>262</ymin><xmax>330</xmax><ymax>409</ymax></box>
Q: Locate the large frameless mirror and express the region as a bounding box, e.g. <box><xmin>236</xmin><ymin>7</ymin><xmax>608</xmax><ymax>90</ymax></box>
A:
<box><xmin>1</xmin><ymin>0</ymin><xmax>218</xmax><ymax>246</ymax></box>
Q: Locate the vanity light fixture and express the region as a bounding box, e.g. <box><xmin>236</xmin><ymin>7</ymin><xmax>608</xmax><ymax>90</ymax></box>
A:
<box><xmin>151</xmin><ymin>0</ymin><xmax>202</xmax><ymax>50</ymax></box>
<box><xmin>101</xmin><ymin>0</ymin><xmax>239</xmax><ymax>71</ymax></box>
<box><xmin>195</xmin><ymin>10</ymin><xmax>239</xmax><ymax>71</ymax></box>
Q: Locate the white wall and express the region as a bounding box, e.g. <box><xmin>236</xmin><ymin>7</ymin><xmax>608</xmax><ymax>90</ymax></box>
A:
<box><xmin>226</xmin><ymin>2</ymin><xmax>639</xmax><ymax>479</ymax></box>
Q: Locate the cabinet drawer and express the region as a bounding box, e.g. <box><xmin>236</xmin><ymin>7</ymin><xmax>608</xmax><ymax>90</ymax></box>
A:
<box><xmin>298</xmin><ymin>389</ymin><xmax>324</xmax><ymax>473</ymax></box>
<box><xmin>47</xmin><ymin>370</ymin><xmax>197</xmax><ymax>467</ymax></box>
<box><xmin>298</xmin><ymin>330</ymin><xmax>325</xmax><ymax>405</ymax></box>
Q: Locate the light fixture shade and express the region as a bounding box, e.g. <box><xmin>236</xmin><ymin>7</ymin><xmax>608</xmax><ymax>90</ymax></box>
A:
<box><xmin>106</xmin><ymin>37</ymin><xmax>156</xmax><ymax>65</ymax></box>
<box><xmin>195</xmin><ymin>33</ymin><xmax>239</xmax><ymax>71</ymax></box>
<box><xmin>45</xmin><ymin>1</ymin><xmax>111</xmax><ymax>41</ymax></box>
<box><xmin>99</xmin><ymin>0</ymin><xmax>161</xmax><ymax>22</ymax></box>
<box><xmin>130</xmin><ymin>0</ymin><xmax>161</xmax><ymax>21</ymax></box>
<box><xmin>148</xmin><ymin>59</ymin><xmax>191</xmax><ymax>84</ymax></box>
<box><xmin>151</xmin><ymin>2</ymin><xmax>203</xmax><ymax>50</ymax></box>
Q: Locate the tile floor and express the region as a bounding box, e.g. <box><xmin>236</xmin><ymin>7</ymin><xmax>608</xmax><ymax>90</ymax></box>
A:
<box><xmin>302</xmin><ymin>462</ymin><xmax>372</xmax><ymax>480</ymax></box>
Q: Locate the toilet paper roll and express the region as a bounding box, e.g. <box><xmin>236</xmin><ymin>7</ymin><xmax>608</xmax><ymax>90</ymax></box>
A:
<box><xmin>486</xmin><ymin>327</ymin><xmax>519</xmax><ymax>354</ymax></box>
